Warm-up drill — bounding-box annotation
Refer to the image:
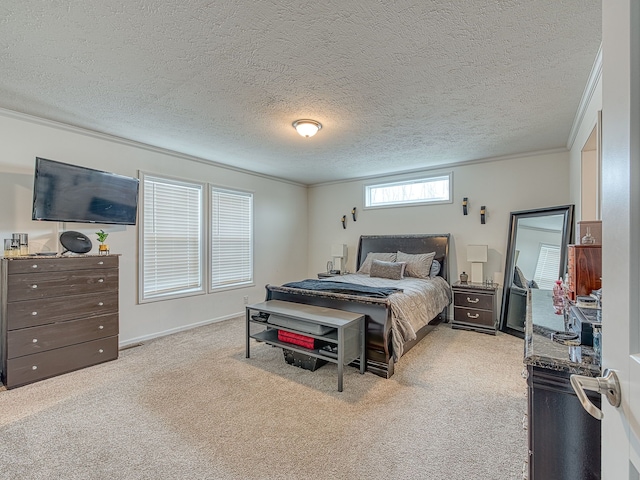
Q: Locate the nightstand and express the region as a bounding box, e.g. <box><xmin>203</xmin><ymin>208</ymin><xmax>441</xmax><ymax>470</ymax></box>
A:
<box><xmin>318</xmin><ymin>272</ymin><xmax>340</xmax><ymax>279</ymax></box>
<box><xmin>451</xmin><ymin>281</ymin><xmax>498</xmax><ymax>335</ymax></box>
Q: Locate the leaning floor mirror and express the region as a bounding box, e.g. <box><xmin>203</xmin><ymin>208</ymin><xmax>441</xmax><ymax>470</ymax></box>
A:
<box><xmin>500</xmin><ymin>205</ymin><xmax>575</xmax><ymax>337</ymax></box>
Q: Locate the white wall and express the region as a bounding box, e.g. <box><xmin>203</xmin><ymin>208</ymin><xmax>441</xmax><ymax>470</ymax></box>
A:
<box><xmin>0</xmin><ymin>112</ymin><xmax>308</xmax><ymax>345</ymax></box>
<box><xmin>308</xmin><ymin>151</ymin><xmax>571</xmax><ymax>289</ymax></box>
<box><xmin>569</xmin><ymin>73</ymin><xmax>602</xmax><ymax>222</ymax></box>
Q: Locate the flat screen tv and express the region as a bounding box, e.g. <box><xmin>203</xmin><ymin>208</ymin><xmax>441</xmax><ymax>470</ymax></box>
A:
<box><xmin>32</xmin><ymin>157</ymin><xmax>139</xmax><ymax>225</ymax></box>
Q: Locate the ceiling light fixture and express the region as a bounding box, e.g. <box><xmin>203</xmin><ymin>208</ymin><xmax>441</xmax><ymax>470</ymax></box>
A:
<box><xmin>292</xmin><ymin>119</ymin><xmax>322</xmax><ymax>138</ymax></box>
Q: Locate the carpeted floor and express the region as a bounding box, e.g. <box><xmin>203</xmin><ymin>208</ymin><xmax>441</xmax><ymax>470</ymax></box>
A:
<box><xmin>0</xmin><ymin>318</ymin><xmax>527</xmax><ymax>480</ymax></box>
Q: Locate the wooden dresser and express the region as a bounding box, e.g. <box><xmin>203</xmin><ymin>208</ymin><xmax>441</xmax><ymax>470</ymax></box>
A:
<box><xmin>1</xmin><ymin>255</ymin><xmax>119</xmax><ymax>389</ymax></box>
<box><xmin>567</xmin><ymin>245</ymin><xmax>602</xmax><ymax>301</ymax></box>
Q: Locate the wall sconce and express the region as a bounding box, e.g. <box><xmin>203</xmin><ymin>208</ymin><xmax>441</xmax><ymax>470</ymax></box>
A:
<box><xmin>351</xmin><ymin>207</ymin><xmax>357</xmax><ymax>222</ymax></box>
<box><xmin>341</xmin><ymin>215</ymin><xmax>346</xmax><ymax>229</ymax></box>
<box><xmin>467</xmin><ymin>245</ymin><xmax>488</xmax><ymax>284</ymax></box>
<box><xmin>462</xmin><ymin>197</ymin><xmax>468</xmax><ymax>215</ymax></box>
<box><xmin>480</xmin><ymin>206</ymin><xmax>486</xmax><ymax>224</ymax></box>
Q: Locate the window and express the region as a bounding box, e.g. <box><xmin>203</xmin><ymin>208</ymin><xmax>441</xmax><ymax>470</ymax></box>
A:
<box><xmin>533</xmin><ymin>244</ymin><xmax>561</xmax><ymax>290</ymax></box>
<box><xmin>364</xmin><ymin>173</ymin><xmax>452</xmax><ymax>208</ymax></box>
<box><xmin>140</xmin><ymin>174</ymin><xmax>204</xmax><ymax>302</ymax></box>
<box><xmin>210</xmin><ymin>187</ymin><xmax>253</xmax><ymax>290</ymax></box>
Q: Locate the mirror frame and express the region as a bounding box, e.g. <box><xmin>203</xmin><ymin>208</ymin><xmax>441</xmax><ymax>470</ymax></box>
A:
<box><xmin>499</xmin><ymin>205</ymin><xmax>575</xmax><ymax>337</ymax></box>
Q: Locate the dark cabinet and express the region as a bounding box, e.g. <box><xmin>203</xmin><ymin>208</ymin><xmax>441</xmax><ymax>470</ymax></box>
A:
<box><xmin>451</xmin><ymin>282</ymin><xmax>498</xmax><ymax>334</ymax></box>
<box><xmin>527</xmin><ymin>365</ymin><xmax>601</xmax><ymax>479</ymax></box>
<box><xmin>1</xmin><ymin>255</ymin><xmax>119</xmax><ymax>388</ymax></box>
<box><xmin>567</xmin><ymin>245</ymin><xmax>602</xmax><ymax>301</ymax></box>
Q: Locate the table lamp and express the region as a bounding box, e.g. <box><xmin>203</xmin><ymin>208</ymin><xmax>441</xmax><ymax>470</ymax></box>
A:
<box><xmin>467</xmin><ymin>245</ymin><xmax>488</xmax><ymax>284</ymax></box>
<box><xmin>331</xmin><ymin>244</ymin><xmax>347</xmax><ymax>274</ymax></box>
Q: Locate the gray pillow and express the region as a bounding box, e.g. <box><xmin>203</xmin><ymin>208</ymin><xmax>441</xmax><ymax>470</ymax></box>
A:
<box><xmin>369</xmin><ymin>259</ymin><xmax>406</xmax><ymax>280</ymax></box>
<box><xmin>396</xmin><ymin>251</ymin><xmax>436</xmax><ymax>279</ymax></box>
<box><xmin>357</xmin><ymin>252</ymin><xmax>397</xmax><ymax>274</ymax></box>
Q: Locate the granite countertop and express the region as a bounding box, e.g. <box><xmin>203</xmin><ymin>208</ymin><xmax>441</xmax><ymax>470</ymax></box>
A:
<box><xmin>524</xmin><ymin>288</ymin><xmax>601</xmax><ymax>377</ymax></box>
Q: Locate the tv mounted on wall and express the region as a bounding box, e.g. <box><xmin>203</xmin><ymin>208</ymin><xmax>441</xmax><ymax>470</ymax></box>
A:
<box><xmin>32</xmin><ymin>157</ymin><xmax>139</xmax><ymax>225</ymax></box>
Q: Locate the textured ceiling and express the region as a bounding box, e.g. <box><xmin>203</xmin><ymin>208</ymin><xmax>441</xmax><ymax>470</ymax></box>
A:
<box><xmin>1</xmin><ymin>1</ymin><xmax>601</xmax><ymax>185</ymax></box>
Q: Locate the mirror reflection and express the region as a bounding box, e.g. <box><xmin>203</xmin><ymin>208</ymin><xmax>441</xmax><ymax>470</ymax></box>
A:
<box><xmin>500</xmin><ymin>205</ymin><xmax>574</xmax><ymax>337</ymax></box>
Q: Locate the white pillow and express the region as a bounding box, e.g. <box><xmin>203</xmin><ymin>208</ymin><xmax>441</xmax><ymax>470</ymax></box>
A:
<box><xmin>430</xmin><ymin>259</ymin><xmax>441</xmax><ymax>277</ymax></box>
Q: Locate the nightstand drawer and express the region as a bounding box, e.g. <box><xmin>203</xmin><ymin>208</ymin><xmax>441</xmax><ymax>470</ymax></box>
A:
<box><xmin>454</xmin><ymin>291</ymin><xmax>493</xmax><ymax>311</ymax></box>
<box><xmin>453</xmin><ymin>307</ymin><xmax>495</xmax><ymax>327</ymax></box>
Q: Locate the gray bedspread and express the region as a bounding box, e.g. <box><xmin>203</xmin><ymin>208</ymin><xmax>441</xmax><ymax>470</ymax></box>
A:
<box><xmin>321</xmin><ymin>273</ymin><xmax>452</xmax><ymax>360</ymax></box>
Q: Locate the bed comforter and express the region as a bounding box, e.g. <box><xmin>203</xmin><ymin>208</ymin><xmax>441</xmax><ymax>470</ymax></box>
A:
<box><xmin>319</xmin><ymin>273</ymin><xmax>452</xmax><ymax>359</ymax></box>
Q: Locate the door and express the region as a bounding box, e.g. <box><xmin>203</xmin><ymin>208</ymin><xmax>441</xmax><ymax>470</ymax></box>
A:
<box><xmin>601</xmin><ymin>1</ymin><xmax>640</xmax><ymax>478</ymax></box>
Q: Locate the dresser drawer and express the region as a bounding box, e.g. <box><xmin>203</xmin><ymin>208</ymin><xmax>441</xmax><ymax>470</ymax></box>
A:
<box><xmin>454</xmin><ymin>291</ymin><xmax>493</xmax><ymax>311</ymax></box>
<box><xmin>6</xmin><ymin>269</ymin><xmax>118</xmax><ymax>302</ymax></box>
<box><xmin>6</xmin><ymin>292</ymin><xmax>118</xmax><ymax>330</ymax></box>
<box><xmin>7</xmin><ymin>314</ymin><xmax>118</xmax><ymax>359</ymax></box>
<box><xmin>4</xmin><ymin>336</ymin><xmax>118</xmax><ymax>389</ymax></box>
<box><xmin>453</xmin><ymin>306</ymin><xmax>495</xmax><ymax>327</ymax></box>
<box><xmin>7</xmin><ymin>256</ymin><xmax>118</xmax><ymax>274</ymax></box>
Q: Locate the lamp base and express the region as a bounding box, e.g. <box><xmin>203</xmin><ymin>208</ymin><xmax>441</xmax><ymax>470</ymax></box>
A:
<box><xmin>332</xmin><ymin>257</ymin><xmax>344</xmax><ymax>274</ymax></box>
<box><xmin>471</xmin><ymin>263</ymin><xmax>484</xmax><ymax>284</ymax></box>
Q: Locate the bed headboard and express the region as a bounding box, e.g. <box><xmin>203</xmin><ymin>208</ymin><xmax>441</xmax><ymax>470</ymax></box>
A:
<box><xmin>356</xmin><ymin>234</ymin><xmax>450</xmax><ymax>283</ymax></box>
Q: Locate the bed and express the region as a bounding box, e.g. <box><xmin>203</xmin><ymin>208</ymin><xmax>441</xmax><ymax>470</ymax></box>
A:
<box><xmin>265</xmin><ymin>234</ymin><xmax>452</xmax><ymax>378</ymax></box>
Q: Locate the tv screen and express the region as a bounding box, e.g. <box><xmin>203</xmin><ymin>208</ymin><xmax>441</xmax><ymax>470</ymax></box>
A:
<box><xmin>32</xmin><ymin>157</ymin><xmax>139</xmax><ymax>225</ymax></box>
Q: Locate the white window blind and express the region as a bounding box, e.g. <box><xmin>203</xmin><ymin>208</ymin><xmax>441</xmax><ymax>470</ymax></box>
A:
<box><xmin>533</xmin><ymin>244</ymin><xmax>561</xmax><ymax>290</ymax></box>
<box><xmin>211</xmin><ymin>187</ymin><xmax>253</xmax><ymax>289</ymax></box>
<box><xmin>141</xmin><ymin>174</ymin><xmax>203</xmax><ymax>301</ymax></box>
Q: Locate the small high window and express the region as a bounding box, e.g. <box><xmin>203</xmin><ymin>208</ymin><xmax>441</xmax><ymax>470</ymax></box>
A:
<box><xmin>364</xmin><ymin>173</ymin><xmax>452</xmax><ymax>208</ymax></box>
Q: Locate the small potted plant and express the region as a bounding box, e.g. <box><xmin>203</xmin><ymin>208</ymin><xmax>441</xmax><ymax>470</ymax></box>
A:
<box><xmin>96</xmin><ymin>229</ymin><xmax>109</xmax><ymax>255</ymax></box>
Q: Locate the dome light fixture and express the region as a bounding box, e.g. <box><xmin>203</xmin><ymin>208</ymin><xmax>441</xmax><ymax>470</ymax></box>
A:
<box><xmin>292</xmin><ymin>119</ymin><xmax>322</xmax><ymax>137</ymax></box>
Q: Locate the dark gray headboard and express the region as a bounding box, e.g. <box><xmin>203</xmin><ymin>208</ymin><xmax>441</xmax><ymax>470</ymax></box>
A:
<box><xmin>356</xmin><ymin>234</ymin><xmax>450</xmax><ymax>283</ymax></box>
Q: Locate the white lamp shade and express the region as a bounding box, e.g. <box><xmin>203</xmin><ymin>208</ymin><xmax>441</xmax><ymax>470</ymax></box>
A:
<box><xmin>467</xmin><ymin>245</ymin><xmax>488</xmax><ymax>263</ymax></box>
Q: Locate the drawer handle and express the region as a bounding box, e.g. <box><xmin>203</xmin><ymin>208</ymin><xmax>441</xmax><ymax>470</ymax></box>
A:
<box><xmin>98</xmin><ymin>302</ymin><xmax>104</xmax><ymax>306</ymax></box>
<box><xmin>466</xmin><ymin>297</ymin><xmax>480</xmax><ymax>304</ymax></box>
<box><xmin>32</xmin><ymin>365</ymin><xmax>38</xmax><ymax>370</ymax></box>
<box><xmin>98</xmin><ymin>278</ymin><xmax>104</xmax><ymax>283</ymax></box>
<box><xmin>99</xmin><ymin>349</ymin><xmax>104</xmax><ymax>354</ymax></box>
<box><xmin>31</xmin><ymin>311</ymin><xmax>38</xmax><ymax>316</ymax></box>
<box><xmin>32</xmin><ymin>338</ymin><xmax>38</xmax><ymax>343</ymax></box>
<box><xmin>98</xmin><ymin>261</ymin><xmax>104</xmax><ymax>265</ymax></box>
<box><xmin>31</xmin><ymin>284</ymin><xmax>38</xmax><ymax>289</ymax></box>
<box><xmin>466</xmin><ymin>312</ymin><xmax>480</xmax><ymax>319</ymax></box>
<box><xmin>99</xmin><ymin>325</ymin><xmax>104</xmax><ymax>330</ymax></box>
<box><xmin>31</xmin><ymin>264</ymin><xmax>38</xmax><ymax>269</ymax></box>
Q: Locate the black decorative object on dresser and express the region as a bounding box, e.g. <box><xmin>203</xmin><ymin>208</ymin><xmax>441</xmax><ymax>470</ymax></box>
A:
<box><xmin>0</xmin><ymin>255</ymin><xmax>119</xmax><ymax>389</ymax></box>
<box><xmin>451</xmin><ymin>282</ymin><xmax>497</xmax><ymax>334</ymax></box>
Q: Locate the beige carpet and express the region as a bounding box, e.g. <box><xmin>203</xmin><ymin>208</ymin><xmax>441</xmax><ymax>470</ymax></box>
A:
<box><xmin>0</xmin><ymin>318</ymin><xmax>527</xmax><ymax>480</ymax></box>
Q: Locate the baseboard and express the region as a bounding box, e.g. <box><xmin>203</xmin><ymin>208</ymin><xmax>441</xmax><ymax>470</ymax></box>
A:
<box><xmin>118</xmin><ymin>311</ymin><xmax>243</xmax><ymax>348</ymax></box>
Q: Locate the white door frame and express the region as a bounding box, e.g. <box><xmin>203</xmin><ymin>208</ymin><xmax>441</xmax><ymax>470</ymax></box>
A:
<box><xmin>601</xmin><ymin>1</ymin><xmax>640</xmax><ymax>478</ymax></box>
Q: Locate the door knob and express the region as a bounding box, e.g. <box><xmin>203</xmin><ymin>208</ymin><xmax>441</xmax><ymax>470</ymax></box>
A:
<box><xmin>570</xmin><ymin>368</ymin><xmax>622</xmax><ymax>420</ymax></box>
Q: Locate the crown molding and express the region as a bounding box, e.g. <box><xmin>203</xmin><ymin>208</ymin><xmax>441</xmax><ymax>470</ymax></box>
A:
<box><xmin>0</xmin><ymin>107</ymin><xmax>306</xmax><ymax>188</ymax></box>
<box><xmin>566</xmin><ymin>43</ymin><xmax>602</xmax><ymax>150</ymax></box>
